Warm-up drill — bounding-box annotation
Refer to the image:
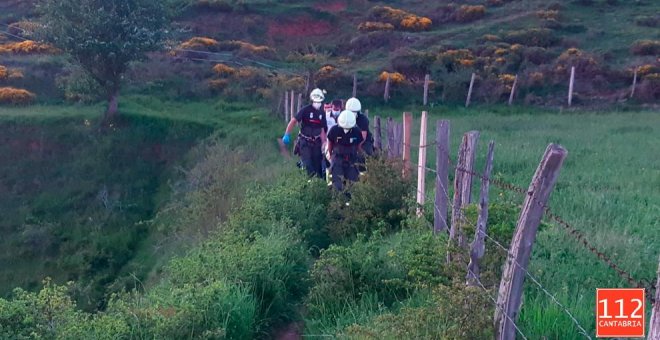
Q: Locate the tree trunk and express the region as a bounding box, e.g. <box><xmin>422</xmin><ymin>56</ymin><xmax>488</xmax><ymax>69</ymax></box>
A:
<box><xmin>105</xmin><ymin>90</ymin><xmax>120</xmax><ymax>121</ymax></box>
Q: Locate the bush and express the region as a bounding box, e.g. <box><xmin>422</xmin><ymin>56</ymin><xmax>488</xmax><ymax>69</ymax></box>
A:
<box><xmin>536</xmin><ymin>10</ymin><xmax>561</xmax><ymax>20</ymax></box>
<box><xmin>55</xmin><ymin>64</ymin><xmax>102</xmax><ymax>103</ymax></box>
<box><xmin>167</xmin><ymin>226</ymin><xmax>310</xmax><ymax>330</ymax></box>
<box><xmin>504</xmin><ymin>28</ymin><xmax>560</xmax><ymax>47</ymax></box>
<box><xmin>378</xmin><ymin>71</ymin><xmax>406</xmax><ymax>84</ymax></box>
<box><xmin>358</xmin><ymin>21</ymin><xmax>395</xmax><ymax>32</ymax></box>
<box><xmin>368</xmin><ymin>6</ymin><xmax>431</xmax><ymax>31</ymax></box>
<box><xmin>343</xmin><ymin>283</ymin><xmax>494</xmax><ymax>339</ymax></box>
<box><xmin>390</xmin><ymin>49</ymin><xmax>436</xmax><ymax>77</ymax></box>
<box><xmin>635</xmin><ymin>15</ymin><xmax>660</xmax><ymax>28</ymax></box>
<box><xmin>177</xmin><ymin>36</ymin><xmax>219</xmax><ymax>51</ymax></box>
<box><xmin>454</xmin><ymin>5</ymin><xmax>486</xmax><ymax>23</ymax></box>
<box><xmin>0</xmin><ymin>87</ymin><xmax>36</xmax><ymax>105</ymax></box>
<box><xmin>631</xmin><ymin>40</ymin><xmax>660</xmax><ymax>56</ymax></box>
<box><xmin>306</xmin><ymin>228</ymin><xmax>451</xmax><ymax>323</ymax></box>
<box><xmin>399</xmin><ymin>16</ymin><xmax>432</xmax><ymax>31</ymax></box>
<box><xmin>0</xmin><ymin>40</ymin><xmax>60</xmax><ymax>54</ymax></box>
<box><xmin>325</xmin><ymin>158</ymin><xmax>413</xmax><ymax>241</ymax></box>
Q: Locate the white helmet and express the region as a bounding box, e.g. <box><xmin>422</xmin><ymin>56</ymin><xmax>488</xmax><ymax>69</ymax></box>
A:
<box><xmin>345</xmin><ymin>97</ymin><xmax>361</xmax><ymax>112</ymax></box>
<box><xmin>310</xmin><ymin>88</ymin><xmax>325</xmax><ymax>103</ymax></box>
<box><xmin>337</xmin><ymin>110</ymin><xmax>356</xmax><ymax>129</ymax></box>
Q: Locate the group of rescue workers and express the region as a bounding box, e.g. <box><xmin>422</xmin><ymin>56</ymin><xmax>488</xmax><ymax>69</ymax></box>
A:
<box><xmin>282</xmin><ymin>88</ymin><xmax>374</xmax><ymax>192</ymax></box>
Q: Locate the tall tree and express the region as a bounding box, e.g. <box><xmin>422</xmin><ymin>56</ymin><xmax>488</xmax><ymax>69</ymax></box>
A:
<box><xmin>39</xmin><ymin>0</ymin><xmax>168</xmax><ymax>120</ymax></box>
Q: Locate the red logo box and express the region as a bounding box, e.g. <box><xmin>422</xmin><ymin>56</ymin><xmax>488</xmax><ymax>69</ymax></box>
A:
<box><xmin>596</xmin><ymin>288</ymin><xmax>645</xmax><ymax>338</ymax></box>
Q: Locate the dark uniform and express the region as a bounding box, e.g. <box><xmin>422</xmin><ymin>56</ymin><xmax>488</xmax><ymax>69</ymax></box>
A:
<box><xmin>355</xmin><ymin>112</ymin><xmax>374</xmax><ymax>155</ymax></box>
<box><xmin>327</xmin><ymin>125</ymin><xmax>364</xmax><ymax>191</ymax></box>
<box><xmin>294</xmin><ymin>104</ymin><xmax>327</xmax><ymax>178</ymax></box>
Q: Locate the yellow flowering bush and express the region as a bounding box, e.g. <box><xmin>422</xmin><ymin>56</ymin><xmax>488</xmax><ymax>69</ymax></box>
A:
<box><xmin>400</xmin><ymin>16</ymin><xmax>432</xmax><ymax>31</ymax></box>
<box><xmin>212</xmin><ymin>63</ymin><xmax>236</xmax><ymax>77</ymax></box>
<box><xmin>178</xmin><ymin>37</ymin><xmax>219</xmax><ymax>50</ymax></box>
<box><xmin>0</xmin><ymin>41</ymin><xmax>60</xmax><ymax>54</ymax></box>
<box><xmin>0</xmin><ymin>87</ymin><xmax>36</xmax><ymax>105</ymax></box>
<box><xmin>631</xmin><ymin>40</ymin><xmax>660</xmax><ymax>56</ymax></box>
<box><xmin>378</xmin><ymin>71</ymin><xmax>406</xmax><ymax>84</ymax></box>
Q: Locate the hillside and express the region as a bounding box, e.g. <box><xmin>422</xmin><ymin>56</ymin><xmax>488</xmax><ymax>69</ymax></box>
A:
<box><xmin>1</xmin><ymin>0</ymin><xmax>659</xmax><ymax>108</ymax></box>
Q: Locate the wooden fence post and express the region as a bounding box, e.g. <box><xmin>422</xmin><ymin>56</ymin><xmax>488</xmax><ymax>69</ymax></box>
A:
<box><xmin>508</xmin><ymin>75</ymin><xmax>518</xmax><ymax>106</ymax></box>
<box><xmin>495</xmin><ymin>144</ymin><xmax>568</xmax><ymax>340</ymax></box>
<box><xmin>284</xmin><ymin>91</ymin><xmax>289</xmax><ymax>122</ymax></box>
<box><xmin>423</xmin><ymin>74</ymin><xmax>430</xmax><ymax>106</ymax></box>
<box><xmin>630</xmin><ymin>68</ymin><xmax>638</xmax><ymax>99</ymax></box>
<box><xmin>416</xmin><ymin>111</ymin><xmax>428</xmax><ymax>217</ymax></box>
<box><xmin>402</xmin><ymin>112</ymin><xmax>413</xmax><ymax>178</ymax></box>
<box><xmin>649</xmin><ymin>255</ymin><xmax>660</xmax><ymax>340</ymax></box>
<box><xmin>568</xmin><ymin>66</ymin><xmax>575</xmax><ymax>106</ymax></box>
<box><xmin>374</xmin><ymin>116</ymin><xmax>382</xmax><ymax>153</ymax></box>
<box><xmin>434</xmin><ymin>120</ymin><xmax>450</xmax><ymax>234</ymax></box>
<box><xmin>384</xmin><ymin>73</ymin><xmax>391</xmax><ymax>102</ymax></box>
<box><xmin>466</xmin><ymin>141</ymin><xmax>495</xmax><ymax>286</ymax></box>
<box><xmin>395</xmin><ymin>122</ymin><xmax>403</xmax><ymax>158</ymax></box>
<box><xmin>386</xmin><ymin>117</ymin><xmax>395</xmax><ymax>159</ymax></box>
<box><xmin>297</xmin><ymin>92</ymin><xmax>303</xmax><ymax>112</ymax></box>
<box><xmin>448</xmin><ymin>131</ymin><xmax>480</xmax><ymax>261</ymax></box>
<box><xmin>466</xmin><ymin>73</ymin><xmax>476</xmax><ymax>108</ymax></box>
<box><xmin>353</xmin><ymin>73</ymin><xmax>358</xmax><ymax>98</ymax></box>
<box><xmin>290</xmin><ymin>90</ymin><xmax>295</xmax><ymax>118</ymax></box>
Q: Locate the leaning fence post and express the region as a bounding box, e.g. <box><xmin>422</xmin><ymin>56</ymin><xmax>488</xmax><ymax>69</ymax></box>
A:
<box><xmin>495</xmin><ymin>144</ymin><xmax>568</xmax><ymax>340</ymax></box>
<box><xmin>374</xmin><ymin>116</ymin><xmax>382</xmax><ymax>153</ymax></box>
<box><xmin>508</xmin><ymin>75</ymin><xmax>518</xmax><ymax>106</ymax></box>
<box><xmin>466</xmin><ymin>141</ymin><xmax>495</xmax><ymax>286</ymax></box>
<box><xmin>448</xmin><ymin>131</ymin><xmax>480</xmax><ymax>262</ymax></box>
<box><xmin>402</xmin><ymin>112</ymin><xmax>413</xmax><ymax>178</ymax></box>
<box><xmin>416</xmin><ymin>111</ymin><xmax>428</xmax><ymax>217</ymax></box>
<box><xmin>395</xmin><ymin>121</ymin><xmax>404</xmax><ymax>158</ymax></box>
<box><xmin>353</xmin><ymin>73</ymin><xmax>358</xmax><ymax>98</ymax></box>
<box><xmin>466</xmin><ymin>73</ymin><xmax>476</xmax><ymax>108</ymax></box>
<box><xmin>649</xmin><ymin>255</ymin><xmax>660</xmax><ymax>339</ymax></box>
<box><xmin>290</xmin><ymin>90</ymin><xmax>295</xmax><ymax>117</ymax></box>
<box><xmin>568</xmin><ymin>66</ymin><xmax>575</xmax><ymax>106</ymax></box>
<box><xmin>434</xmin><ymin>120</ymin><xmax>450</xmax><ymax>234</ymax></box>
<box><xmin>423</xmin><ymin>74</ymin><xmax>430</xmax><ymax>106</ymax></box>
<box><xmin>630</xmin><ymin>68</ymin><xmax>638</xmax><ymax>99</ymax></box>
<box><xmin>384</xmin><ymin>73</ymin><xmax>391</xmax><ymax>102</ymax></box>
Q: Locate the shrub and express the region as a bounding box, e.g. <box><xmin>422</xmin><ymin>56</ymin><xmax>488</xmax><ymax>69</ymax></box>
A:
<box><xmin>390</xmin><ymin>49</ymin><xmax>436</xmax><ymax>76</ymax></box>
<box><xmin>555</xmin><ymin>48</ymin><xmax>601</xmax><ymax>77</ymax></box>
<box><xmin>216</xmin><ymin>40</ymin><xmax>275</xmax><ymax>57</ymax></box>
<box><xmin>343</xmin><ymin>283</ymin><xmax>494</xmax><ymax>339</ymax></box>
<box><xmin>0</xmin><ymin>40</ymin><xmax>60</xmax><ymax>54</ymax></box>
<box><xmin>325</xmin><ymin>158</ymin><xmax>413</xmax><ymax>241</ymax></box>
<box><xmin>637</xmin><ymin>64</ymin><xmax>660</xmax><ymax>76</ymax></box>
<box><xmin>0</xmin><ymin>87</ymin><xmax>36</xmax><ymax>105</ymax></box>
<box><xmin>631</xmin><ymin>40</ymin><xmax>660</xmax><ymax>56</ymax></box>
<box><xmin>454</xmin><ymin>5</ymin><xmax>486</xmax><ymax>23</ymax></box>
<box><xmin>212</xmin><ymin>63</ymin><xmax>237</xmax><ymax>76</ymax></box>
<box><xmin>358</xmin><ymin>21</ymin><xmax>395</xmax><ymax>32</ymax></box>
<box><xmin>504</xmin><ymin>28</ymin><xmax>560</xmax><ymax>47</ymax></box>
<box><xmin>400</xmin><ymin>16</ymin><xmax>432</xmax><ymax>31</ymax></box>
<box><xmin>0</xmin><ymin>66</ymin><xmax>6</xmax><ymax>80</ymax></box>
<box><xmin>637</xmin><ymin>73</ymin><xmax>660</xmax><ymax>101</ymax></box>
<box><xmin>481</xmin><ymin>34</ymin><xmax>501</xmax><ymax>42</ymax></box>
<box><xmin>55</xmin><ymin>64</ymin><xmax>102</xmax><ymax>103</ymax></box>
<box><xmin>437</xmin><ymin>49</ymin><xmax>475</xmax><ymax>72</ymax></box>
<box><xmin>378</xmin><ymin>71</ymin><xmax>406</xmax><ymax>84</ymax></box>
<box><xmin>635</xmin><ymin>15</ymin><xmax>659</xmax><ymax>28</ymax></box>
<box><xmin>536</xmin><ymin>10</ymin><xmax>561</xmax><ymax>20</ymax></box>
<box><xmin>167</xmin><ymin>226</ymin><xmax>310</xmax><ymax>329</ymax></box>
<box><xmin>8</xmin><ymin>21</ymin><xmax>41</xmax><ymax>38</ymax></box>
<box><xmin>306</xmin><ymin>228</ymin><xmax>451</xmax><ymax>322</ymax></box>
<box><xmin>177</xmin><ymin>36</ymin><xmax>219</xmax><ymax>50</ymax></box>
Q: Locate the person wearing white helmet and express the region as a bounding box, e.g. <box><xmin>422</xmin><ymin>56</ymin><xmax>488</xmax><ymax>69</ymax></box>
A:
<box><xmin>326</xmin><ymin>110</ymin><xmax>364</xmax><ymax>191</ymax></box>
<box><xmin>282</xmin><ymin>88</ymin><xmax>328</xmax><ymax>178</ymax></box>
<box><xmin>346</xmin><ymin>97</ymin><xmax>373</xmax><ymax>173</ymax></box>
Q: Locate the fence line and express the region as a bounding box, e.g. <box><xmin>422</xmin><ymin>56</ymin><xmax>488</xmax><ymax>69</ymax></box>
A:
<box><xmin>416</xmin><ymin>161</ymin><xmax>592</xmax><ymax>339</ymax></box>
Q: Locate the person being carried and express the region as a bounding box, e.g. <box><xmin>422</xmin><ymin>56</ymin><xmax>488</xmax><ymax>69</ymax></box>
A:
<box><xmin>345</xmin><ymin>97</ymin><xmax>373</xmax><ymax>172</ymax></box>
<box><xmin>326</xmin><ymin>110</ymin><xmax>363</xmax><ymax>192</ymax></box>
<box><xmin>282</xmin><ymin>88</ymin><xmax>328</xmax><ymax>178</ymax></box>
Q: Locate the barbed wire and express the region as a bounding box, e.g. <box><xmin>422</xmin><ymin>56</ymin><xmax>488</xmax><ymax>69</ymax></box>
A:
<box><xmin>415</xmin><ymin>160</ymin><xmax>593</xmax><ymax>339</ymax></box>
<box><xmin>404</xmin><ymin>141</ymin><xmax>656</xmax><ymax>300</ymax></box>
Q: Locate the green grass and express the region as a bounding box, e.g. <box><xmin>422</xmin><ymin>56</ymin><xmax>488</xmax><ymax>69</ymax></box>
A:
<box><xmin>359</xmin><ymin>105</ymin><xmax>659</xmax><ymax>338</ymax></box>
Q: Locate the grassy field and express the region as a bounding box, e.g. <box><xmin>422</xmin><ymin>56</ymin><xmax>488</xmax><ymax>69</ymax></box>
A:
<box><xmin>0</xmin><ymin>97</ymin><xmax>658</xmax><ymax>337</ymax></box>
<box><xmin>357</xmin><ymin>105</ymin><xmax>659</xmax><ymax>338</ymax></box>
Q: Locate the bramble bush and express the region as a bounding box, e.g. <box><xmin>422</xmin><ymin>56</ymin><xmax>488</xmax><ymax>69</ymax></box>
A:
<box><xmin>0</xmin><ymin>87</ymin><xmax>36</xmax><ymax>105</ymax></box>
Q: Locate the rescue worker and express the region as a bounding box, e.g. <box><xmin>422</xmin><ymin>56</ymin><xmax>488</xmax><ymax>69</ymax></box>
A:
<box><xmin>322</xmin><ymin>99</ymin><xmax>344</xmax><ymax>183</ymax></box>
<box><xmin>345</xmin><ymin>97</ymin><xmax>373</xmax><ymax>156</ymax></box>
<box><xmin>282</xmin><ymin>88</ymin><xmax>328</xmax><ymax>178</ymax></box>
<box><xmin>326</xmin><ymin>110</ymin><xmax>364</xmax><ymax>191</ymax></box>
